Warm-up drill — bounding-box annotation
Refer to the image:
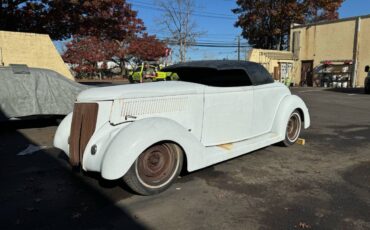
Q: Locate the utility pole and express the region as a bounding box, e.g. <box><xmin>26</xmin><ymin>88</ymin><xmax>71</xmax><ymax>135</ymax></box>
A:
<box><xmin>237</xmin><ymin>36</ymin><xmax>241</xmax><ymax>61</ymax></box>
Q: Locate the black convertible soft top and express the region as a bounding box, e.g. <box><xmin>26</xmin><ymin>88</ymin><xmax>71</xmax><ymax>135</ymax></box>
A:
<box><xmin>162</xmin><ymin>60</ymin><xmax>274</xmax><ymax>86</ymax></box>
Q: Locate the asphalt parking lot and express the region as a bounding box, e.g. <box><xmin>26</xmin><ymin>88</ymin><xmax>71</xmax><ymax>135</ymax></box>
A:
<box><xmin>0</xmin><ymin>87</ymin><xmax>369</xmax><ymax>230</ymax></box>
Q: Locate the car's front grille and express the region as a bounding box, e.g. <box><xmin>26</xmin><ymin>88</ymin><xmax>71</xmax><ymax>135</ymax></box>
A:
<box><xmin>69</xmin><ymin>103</ymin><xmax>99</xmax><ymax>166</ymax></box>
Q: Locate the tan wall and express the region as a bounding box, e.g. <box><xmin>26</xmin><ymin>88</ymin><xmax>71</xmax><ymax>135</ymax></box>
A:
<box><xmin>248</xmin><ymin>49</ymin><xmax>273</xmax><ymax>73</ymax></box>
<box><xmin>357</xmin><ymin>18</ymin><xmax>370</xmax><ymax>85</ymax></box>
<box><xmin>0</xmin><ymin>31</ymin><xmax>73</xmax><ymax>80</ymax></box>
<box><xmin>248</xmin><ymin>48</ymin><xmax>295</xmax><ymax>78</ymax></box>
<box><xmin>290</xmin><ymin>16</ymin><xmax>370</xmax><ymax>86</ymax></box>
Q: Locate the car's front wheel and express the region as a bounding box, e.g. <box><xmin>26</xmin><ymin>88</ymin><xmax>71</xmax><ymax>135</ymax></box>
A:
<box><xmin>123</xmin><ymin>143</ymin><xmax>183</xmax><ymax>195</ymax></box>
<box><xmin>281</xmin><ymin>110</ymin><xmax>302</xmax><ymax>147</ymax></box>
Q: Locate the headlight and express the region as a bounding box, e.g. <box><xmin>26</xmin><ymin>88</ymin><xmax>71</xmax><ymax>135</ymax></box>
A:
<box><xmin>91</xmin><ymin>145</ymin><xmax>97</xmax><ymax>155</ymax></box>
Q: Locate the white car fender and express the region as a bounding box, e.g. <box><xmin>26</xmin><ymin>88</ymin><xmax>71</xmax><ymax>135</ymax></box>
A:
<box><xmin>271</xmin><ymin>95</ymin><xmax>311</xmax><ymax>137</ymax></box>
<box><xmin>53</xmin><ymin>112</ymin><xmax>73</xmax><ymax>155</ymax></box>
<box><xmin>100</xmin><ymin>117</ymin><xmax>205</xmax><ymax>180</ymax></box>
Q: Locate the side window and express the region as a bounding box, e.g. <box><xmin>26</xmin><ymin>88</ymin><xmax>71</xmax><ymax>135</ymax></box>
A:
<box><xmin>246</xmin><ymin>64</ymin><xmax>274</xmax><ymax>85</ymax></box>
<box><xmin>210</xmin><ymin>70</ymin><xmax>252</xmax><ymax>87</ymax></box>
<box><xmin>177</xmin><ymin>69</ymin><xmax>253</xmax><ymax>87</ymax></box>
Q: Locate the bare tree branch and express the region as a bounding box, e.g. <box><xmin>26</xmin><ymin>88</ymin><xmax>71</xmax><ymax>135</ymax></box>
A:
<box><xmin>156</xmin><ymin>0</ymin><xmax>203</xmax><ymax>62</ymax></box>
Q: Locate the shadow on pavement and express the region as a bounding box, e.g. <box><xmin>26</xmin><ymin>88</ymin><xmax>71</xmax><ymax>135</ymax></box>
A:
<box><xmin>0</xmin><ymin>117</ymin><xmax>145</xmax><ymax>230</ymax></box>
<box><xmin>1</xmin><ymin>116</ymin><xmax>64</xmax><ymax>130</ymax></box>
<box><xmin>304</xmin><ymin>124</ymin><xmax>370</xmax><ymax>151</ymax></box>
<box><xmin>324</xmin><ymin>87</ymin><xmax>367</xmax><ymax>95</ymax></box>
<box><xmin>259</xmin><ymin>162</ymin><xmax>370</xmax><ymax>230</ymax></box>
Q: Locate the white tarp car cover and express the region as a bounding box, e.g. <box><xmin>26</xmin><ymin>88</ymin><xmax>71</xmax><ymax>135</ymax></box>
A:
<box><xmin>0</xmin><ymin>66</ymin><xmax>89</xmax><ymax>119</ymax></box>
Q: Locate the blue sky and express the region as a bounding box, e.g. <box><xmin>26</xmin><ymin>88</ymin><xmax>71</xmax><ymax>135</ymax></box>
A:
<box><xmin>55</xmin><ymin>0</ymin><xmax>369</xmax><ymax>61</ymax></box>
<box><xmin>132</xmin><ymin>0</ymin><xmax>370</xmax><ymax>61</ymax></box>
<box><xmin>129</xmin><ymin>0</ymin><xmax>244</xmax><ymax>61</ymax></box>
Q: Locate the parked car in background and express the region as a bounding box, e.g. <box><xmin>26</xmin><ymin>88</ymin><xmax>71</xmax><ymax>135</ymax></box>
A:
<box><xmin>129</xmin><ymin>62</ymin><xmax>178</xmax><ymax>83</ymax></box>
<box><xmin>364</xmin><ymin>65</ymin><xmax>370</xmax><ymax>94</ymax></box>
<box><xmin>54</xmin><ymin>60</ymin><xmax>310</xmax><ymax>195</ymax></box>
<box><xmin>0</xmin><ymin>65</ymin><xmax>89</xmax><ymax>120</ymax></box>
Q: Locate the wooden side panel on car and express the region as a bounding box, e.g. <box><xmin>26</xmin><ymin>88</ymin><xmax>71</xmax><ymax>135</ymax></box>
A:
<box><xmin>69</xmin><ymin>103</ymin><xmax>98</xmax><ymax>166</ymax></box>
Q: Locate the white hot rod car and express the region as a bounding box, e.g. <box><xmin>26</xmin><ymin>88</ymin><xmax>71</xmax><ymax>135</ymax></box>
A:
<box><xmin>54</xmin><ymin>61</ymin><xmax>310</xmax><ymax>195</ymax></box>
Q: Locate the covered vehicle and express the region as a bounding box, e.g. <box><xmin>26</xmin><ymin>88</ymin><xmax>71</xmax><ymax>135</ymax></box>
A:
<box><xmin>0</xmin><ymin>65</ymin><xmax>89</xmax><ymax>120</ymax></box>
<box><xmin>54</xmin><ymin>60</ymin><xmax>310</xmax><ymax>195</ymax></box>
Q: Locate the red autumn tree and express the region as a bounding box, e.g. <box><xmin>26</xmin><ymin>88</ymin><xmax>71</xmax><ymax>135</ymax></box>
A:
<box><xmin>1</xmin><ymin>0</ymin><xmax>168</xmax><ymax>77</ymax></box>
<box><xmin>63</xmin><ymin>34</ymin><xmax>168</xmax><ymax>77</ymax></box>
<box><xmin>0</xmin><ymin>1</ymin><xmax>49</xmax><ymax>35</ymax></box>
<box><xmin>304</xmin><ymin>0</ymin><xmax>344</xmax><ymax>22</ymax></box>
<box><xmin>0</xmin><ymin>0</ymin><xmax>145</xmax><ymax>40</ymax></box>
<box><xmin>128</xmin><ymin>33</ymin><xmax>168</xmax><ymax>61</ymax></box>
<box><xmin>233</xmin><ymin>0</ymin><xmax>344</xmax><ymax>50</ymax></box>
<box><xmin>47</xmin><ymin>0</ymin><xmax>145</xmax><ymax>40</ymax></box>
<box><xmin>63</xmin><ymin>36</ymin><xmax>120</xmax><ymax>77</ymax></box>
<box><xmin>59</xmin><ymin>0</ymin><xmax>168</xmax><ymax>77</ymax></box>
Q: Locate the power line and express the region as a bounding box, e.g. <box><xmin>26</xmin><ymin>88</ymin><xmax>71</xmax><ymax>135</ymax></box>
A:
<box><xmin>201</xmin><ymin>34</ymin><xmax>241</xmax><ymax>38</ymax></box>
<box><xmin>189</xmin><ymin>44</ymin><xmax>249</xmax><ymax>48</ymax></box>
<box><xmin>165</xmin><ymin>41</ymin><xmax>250</xmax><ymax>48</ymax></box>
<box><xmin>131</xmin><ymin>0</ymin><xmax>235</xmax><ymax>18</ymax></box>
<box><xmin>152</xmin><ymin>33</ymin><xmax>242</xmax><ymax>40</ymax></box>
<box><xmin>130</xmin><ymin>2</ymin><xmax>236</xmax><ymax>20</ymax></box>
<box><xmin>165</xmin><ymin>41</ymin><xmax>249</xmax><ymax>47</ymax></box>
<box><xmin>207</xmin><ymin>33</ymin><xmax>238</xmax><ymax>36</ymax></box>
<box><xmin>147</xmin><ymin>30</ymin><xmax>239</xmax><ymax>37</ymax></box>
<box><xmin>155</xmin><ymin>35</ymin><xmax>250</xmax><ymax>48</ymax></box>
<box><xmin>193</xmin><ymin>38</ymin><xmax>245</xmax><ymax>43</ymax></box>
<box><xmin>132</xmin><ymin>3</ymin><xmax>234</xmax><ymax>20</ymax></box>
<box><xmin>157</xmin><ymin>37</ymin><xmax>248</xmax><ymax>45</ymax></box>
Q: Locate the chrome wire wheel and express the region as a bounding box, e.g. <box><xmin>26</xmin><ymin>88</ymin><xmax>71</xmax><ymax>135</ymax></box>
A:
<box><xmin>286</xmin><ymin>112</ymin><xmax>302</xmax><ymax>143</ymax></box>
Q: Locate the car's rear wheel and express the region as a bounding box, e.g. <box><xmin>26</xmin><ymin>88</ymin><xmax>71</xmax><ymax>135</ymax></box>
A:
<box><xmin>281</xmin><ymin>110</ymin><xmax>302</xmax><ymax>147</ymax></box>
<box><xmin>123</xmin><ymin>143</ymin><xmax>183</xmax><ymax>195</ymax></box>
